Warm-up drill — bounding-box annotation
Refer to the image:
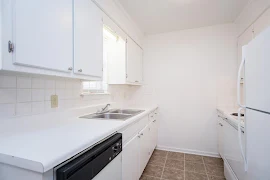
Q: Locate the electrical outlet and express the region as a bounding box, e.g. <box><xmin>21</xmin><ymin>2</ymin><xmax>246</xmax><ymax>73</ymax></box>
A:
<box><xmin>51</xmin><ymin>95</ymin><xmax>58</xmax><ymax>108</ymax></box>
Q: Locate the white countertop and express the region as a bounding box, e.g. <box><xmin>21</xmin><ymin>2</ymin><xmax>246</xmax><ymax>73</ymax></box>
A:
<box><xmin>0</xmin><ymin>103</ymin><xmax>158</xmax><ymax>173</ymax></box>
<box><xmin>216</xmin><ymin>107</ymin><xmax>245</xmax><ymax>128</ymax></box>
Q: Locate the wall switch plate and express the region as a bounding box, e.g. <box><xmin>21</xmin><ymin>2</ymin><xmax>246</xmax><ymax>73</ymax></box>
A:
<box><xmin>51</xmin><ymin>95</ymin><xmax>58</xmax><ymax>108</ymax></box>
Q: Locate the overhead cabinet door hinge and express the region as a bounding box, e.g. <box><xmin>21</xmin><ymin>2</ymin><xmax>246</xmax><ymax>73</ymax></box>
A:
<box><xmin>126</xmin><ymin>74</ymin><xmax>128</xmax><ymax>78</ymax></box>
<box><xmin>8</xmin><ymin>41</ymin><xmax>14</xmax><ymax>53</ymax></box>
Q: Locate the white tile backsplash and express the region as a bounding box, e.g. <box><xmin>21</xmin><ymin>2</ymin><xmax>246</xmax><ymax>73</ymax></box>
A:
<box><xmin>17</xmin><ymin>89</ymin><xmax>32</xmax><ymax>102</ymax></box>
<box><xmin>17</xmin><ymin>77</ymin><xmax>31</xmax><ymax>88</ymax></box>
<box><xmin>0</xmin><ymin>74</ymin><xmax>130</xmax><ymax>118</ymax></box>
<box><xmin>45</xmin><ymin>79</ymin><xmax>55</xmax><ymax>89</ymax></box>
<box><xmin>16</xmin><ymin>102</ymin><xmax>32</xmax><ymax>116</ymax></box>
<box><xmin>31</xmin><ymin>102</ymin><xmax>45</xmax><ymax>115</ymax></box>
<box><xmin>0</xmin><ymin>89</ymin><xmax>16</xmax><ymax>103</ymax></box>
<box><xmin>55</xmin><ymin>80</ymin><xmax>66</xmax><ymax>89</ymax></box>
<box><xmin>32</xmin><ymin>78</ymin><xmax>45</xmax><ymax>89</ymax></box>
<box><xmin>0</xmin><ymin>75</ymin><xmax>16</xmax><ymax>88</ymax></box>
<box><xmin>45</xmin><ymin>89</ymin><xmax>55</xmax><ymax>101</ymax></box>
<box><xmin>56</xmin><ymin>89</ymin><xmax>66</xmax><ymax>100</ymax></box>
<box><xmin>0</xmin><ymin>104</ymin><xmax>16</xmax><ymax>117</ymax></box>
<box><xmin>32</xmin><ymin>89</ymin><xmax>45</xmax><ymax>102</ymax></box>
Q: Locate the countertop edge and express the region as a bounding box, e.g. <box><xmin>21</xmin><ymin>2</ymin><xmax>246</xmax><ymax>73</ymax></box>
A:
<box><xmin>0</xmin><ymin>105</ymin><xmax>158</xmax><ymax>173</ymax></box>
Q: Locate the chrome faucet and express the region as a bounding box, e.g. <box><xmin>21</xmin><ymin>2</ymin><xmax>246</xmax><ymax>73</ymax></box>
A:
<box><xmin>97</xmin><ymin>104</ymin><xmax>111</xmax><ymax>114</ymax></box>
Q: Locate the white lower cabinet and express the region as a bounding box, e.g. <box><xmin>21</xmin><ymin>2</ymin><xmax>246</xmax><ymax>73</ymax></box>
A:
<box><xmin>122</xmin><ymin>109</ymin><xmax>158</xmax><ymax>180</ymax></box>
<box><xmin>217</xmin><ymin>116</ymin><xmax>224</xmax><ymax>158</ymax></box>
<box><xmin>138</xmin><ymin>125</ymin><xmax>151</xmax><ymax>176</ymax></box>
<box><xmin>122</xmin><ymin>135</ymin><xmax>140</xmax><ymax>180</ymax></box>
<box><xmin>217</xmin><ymin>114</ymin><xmax>246</xmax><ymax>180</ymax></box>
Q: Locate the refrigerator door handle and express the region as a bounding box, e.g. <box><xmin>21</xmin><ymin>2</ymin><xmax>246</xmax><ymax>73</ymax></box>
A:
<box><xmin>238</xmin><ymin>107</ymin><xmax>247</xmax><ymax>171</ymax></box>
<box><xmin>237</xmin><ymin>54</ymin><xmax>246</xmax><ymax>108</ymax></box>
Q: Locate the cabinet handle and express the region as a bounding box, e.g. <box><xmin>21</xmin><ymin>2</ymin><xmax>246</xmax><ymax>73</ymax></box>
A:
<box><xmin>135</xmin><ymin>80</ymin><xmax>139</xmax><ymax>83</ymax></box>
<box><xmin>68</xmin><ymin>67</ymin><xmax>73</xmax><ymax>71</ymax></box>
<box><xmin>219</xmin><ymin>123</ymin><xmax>223</xmax><ymax>127</ymax></box>
<box><xmin>78</xmin><ymin>69</ymin><xmax>82</xmax><ymax>72</ymax></box>
<box><xmin>140</xmin><ymin>133</ymin><xmax>144</xmax><ymax>136</ymax></box>
<box><xmin>153</xmin><ymin>120</ymin><xmax>156</xmax><ymax>122</ymax></box>
<box><xmin>8</xmin><ymin>41</ymin><xmax>14</xmax><ymax>53</ymax></box>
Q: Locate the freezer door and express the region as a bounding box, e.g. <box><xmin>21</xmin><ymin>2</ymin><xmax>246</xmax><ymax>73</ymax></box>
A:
<box><xmin>246</xmin><ymin>109</ymin><xmax>270</xmax><ymax>180</ymax></box>
<box><xmin>245</xmin><ymin>27</ymin><xmax>270</xmax><ymax>113</ymax></box>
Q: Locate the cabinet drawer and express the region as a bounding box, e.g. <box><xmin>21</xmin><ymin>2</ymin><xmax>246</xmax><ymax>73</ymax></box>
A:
<box><xmin>120</xmin><ymin>122</ymin><xmax>139</xmax><ymax>145</ymax></box>
<box><xmin>137</xmin><ymin>116</ymin><xmax>149</xmax><ymax>131</ymax></box>
<box><xmin>120</xmin><ymin>116</ymin><xmax>148</xmax><ymax>145</ymax></box>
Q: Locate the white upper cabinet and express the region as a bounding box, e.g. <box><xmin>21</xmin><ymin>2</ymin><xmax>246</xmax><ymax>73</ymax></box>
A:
<box><xmin>105</xmin><ymin>18</ymin><xmax>143</xmax><ymax>85</ymax></box>
<box><xmin>126</xmin><ymin>37</ymin><xmax>143</xmax><ymax>84</ymax></box>
<box><xmin>74</xmin><ymin>0</ymin><xmax>103</xmax><ymax>78</ymax></box>
<box><xmin>12</xmin><ymin>0</ymin><xmax>73</xmax><ymax>72</ymax></box>
<box><xmin>253</xmin><ymin>8</ymin><xmax>270</xmax><ymax>37</ymax></box>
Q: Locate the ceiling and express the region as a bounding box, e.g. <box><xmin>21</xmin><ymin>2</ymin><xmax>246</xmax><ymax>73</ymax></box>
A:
<box><xmin>118</xmin><ymin>0</ymin><xmax>250</xmax><ymax>34</ymax></box>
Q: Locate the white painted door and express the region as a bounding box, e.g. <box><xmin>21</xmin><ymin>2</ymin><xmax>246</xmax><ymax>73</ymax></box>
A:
<box><xmin>126</xmin><ymin>37</ymin><xmax>143</xmax><ymax>84</ymax></box>
<box><xmin>139</xmin><ymin>126</ymin><xmax>150</xmax><ymax>175</ymax></box>
<box><xmin>253</xmin><ymin>8</ymin><xmax>270</xmax><ymax>37</ymax></box>
<box><xmin>122</xmin><ymin>135</ymin><xmax>139</xmax><ymax>180</ymax></box>
<box><xmin>12</xmin><ymin>0</ymin><xmax>73</xmax><ymax>72</ymax></box>
<box><xmin>74</xmin><ymin>0</ymin><xmax>103</xmax><ymax>77</ymax></box>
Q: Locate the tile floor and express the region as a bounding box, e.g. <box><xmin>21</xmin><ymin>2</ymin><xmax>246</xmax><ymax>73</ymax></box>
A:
<box><xmin>140</xmin><ymin>150</ymin><xmax>225</xmax><ymax>180</ymax></box>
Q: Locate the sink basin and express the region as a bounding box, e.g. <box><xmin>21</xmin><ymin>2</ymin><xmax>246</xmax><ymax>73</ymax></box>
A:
<box><xmin>109</xmin><ymin>109</ymin><xmax>144</xmax><ymax>115</ymax></box>
<box><xmin>80</xmin><ymin>109</ymin><xmax>144</xmax><ymax>121</ymax></box>
<box><xmin>80</xmin><ymin>113</ymin><xmax>132</xmax><ymax>120</ymax></box>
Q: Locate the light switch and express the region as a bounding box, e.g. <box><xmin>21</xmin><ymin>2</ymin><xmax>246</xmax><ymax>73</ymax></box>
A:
<box><xmin>51</xmin><ymin>95</ymin><xmax>58</xmax><ymax>108</ymax></box>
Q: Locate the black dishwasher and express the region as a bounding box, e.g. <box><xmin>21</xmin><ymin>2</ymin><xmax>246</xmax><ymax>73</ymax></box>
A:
<box><xmin>56</xmin><ymin>133</ymin><xmax>122</xmax><ymax>180</ymax></box>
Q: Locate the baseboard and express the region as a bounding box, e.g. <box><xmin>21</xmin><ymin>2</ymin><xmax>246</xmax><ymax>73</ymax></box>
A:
<box><xmin>156</xmin><ymin>145</ymin><xmax>220</xmax><ymax>158</ymax></box>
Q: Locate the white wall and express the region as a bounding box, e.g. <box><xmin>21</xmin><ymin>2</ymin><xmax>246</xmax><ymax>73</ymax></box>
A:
<box><xmin>234</xmin><ymin>0</ymin><xmax>270</xmax><ymax>36</ymax></box>
<box><xmin>136</xmin><ymin>24</ymin><xmax>238</xmax><ymax>156</ymax></box>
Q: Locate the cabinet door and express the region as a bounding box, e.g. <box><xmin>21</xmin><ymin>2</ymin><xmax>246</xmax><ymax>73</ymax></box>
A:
<box><xmin>149</xmin><ymin>113</ymin><xmax>159</xmax><ymax>155</ymax></box>
<box><xmin>12</xmin><ymin>0</ymin><xmax>73</xmax><ymax>72</ymax></box>
<box><xmin>74</xmin><ymin>0</ymin><xmax>103</xmax><ymax>77</ymax></box>
<box><xmin>254</xmin><ymin>8</ymin><xmax>270</xmax><ymax>37</ymax></box>
<box><xmin>126</xmin><ymin>38</ymin><xmax>143</xmax><ymax>84</ymax></box>
<box><xmin>217</xmin><ymin>116</ymin><xmax>224</xmax><ymax>158</ymax></box>
<box><xmin>122</xmin><ymin>135</ymin><xmax>140</xmax><ymax>180</ymax></box>
<box><xmin>223</xmin><ymin>120</ymin><xmax>246</xmax><ymax>180</ymax></box>
<box><xmin>139</xmin><ymin>126</ymin><xmax>150</xmax><ymax>176</ymax></box>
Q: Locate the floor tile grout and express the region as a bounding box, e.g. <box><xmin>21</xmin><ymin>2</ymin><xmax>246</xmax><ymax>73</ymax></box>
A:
<box><xmin>202</xmin><ymin>156</ymin><xmax>209</xmax><ymax>180</ymax></box>
<box><xmin>183</xmin><ymin>153</ymin><xmax>185</xmax><ymax>180</ymax></box>
<box><xmin>160</xmin><ymin>151</ymin><xmax>168</xmax><ymax>179</ymax></box>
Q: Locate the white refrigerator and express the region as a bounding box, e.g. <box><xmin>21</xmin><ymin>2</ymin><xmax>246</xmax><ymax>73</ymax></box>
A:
<box><xmin>238</xmin><ymin>26</ymin><xmax>270</xmax><ymax>180</ymax></box>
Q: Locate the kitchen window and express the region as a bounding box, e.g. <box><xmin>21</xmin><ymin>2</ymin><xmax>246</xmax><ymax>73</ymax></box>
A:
<box><xmin>82</xmin><ymin>26</ymin><xmax>124</xmax><ymax>94</ymax></box>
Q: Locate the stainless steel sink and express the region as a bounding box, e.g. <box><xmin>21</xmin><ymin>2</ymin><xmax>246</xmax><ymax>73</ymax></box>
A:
<box><xmin>109</xmin><ymin>109</ymin><xmax>144</xmax><ymax>115</ymax></box>
<box><xmin>80</xmin><ymin>109</ymin><xmax>144</xmax><ymax>121</ymax></box>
